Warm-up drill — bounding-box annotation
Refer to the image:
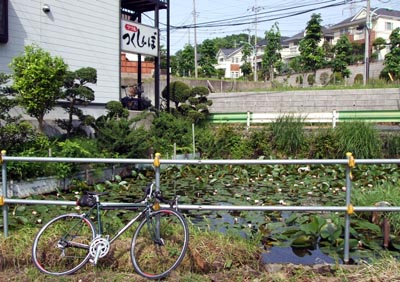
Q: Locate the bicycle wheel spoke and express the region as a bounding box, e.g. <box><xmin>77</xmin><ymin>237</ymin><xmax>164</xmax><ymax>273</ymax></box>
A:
<box><xmin>131</xmin><ymin>208</ymin><xmax>189</xmax><ymax>280</ymax></box>
<box><xmin>32</xmin><ymin>214</ymin><xmax>95</xmax><ymax>276</ymax></box>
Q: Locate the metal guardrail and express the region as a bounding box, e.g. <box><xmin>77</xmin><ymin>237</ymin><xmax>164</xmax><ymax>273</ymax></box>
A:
<box><xmin>208</xmin><ymin>110</ymin><xmax>400</xmax><ymax>128</ymax></box>
<box><xmin>2</xmin><ymin>150</ymin><xmax>400</xmax><ymax>264</ymax></box>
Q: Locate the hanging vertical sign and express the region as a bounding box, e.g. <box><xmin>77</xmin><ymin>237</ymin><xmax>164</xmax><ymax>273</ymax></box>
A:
<box><xmin>121</xmin><ymin>20</ymin><xmax>158</xmax><ymax>57</ymax></box>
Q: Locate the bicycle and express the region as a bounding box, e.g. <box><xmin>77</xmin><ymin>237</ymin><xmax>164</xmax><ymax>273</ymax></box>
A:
<box><xmin>31</xmin><ymin>183</ymin><xmax>189</xmax><ymax>280</ymax></box>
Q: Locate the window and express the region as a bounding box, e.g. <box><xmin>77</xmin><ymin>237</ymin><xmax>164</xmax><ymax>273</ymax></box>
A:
<box><xmin>385</xmin><ymin>22</ymin><xmax>393</xmax><ymax>31</ymax></box>
<box><xmin>219</xmin><ymin>58</ymin><xmax>224</xmax><ymax>62</ymax></box>
<box><xmin>0</xmin><ymin>0</ymin><xmax>8</xmax><ymax>43</ymax></box>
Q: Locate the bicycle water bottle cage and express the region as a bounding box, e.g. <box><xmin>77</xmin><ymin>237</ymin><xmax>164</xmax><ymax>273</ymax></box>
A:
<box><xmin>77</xmin><ymin>194</ymin><xmax>96</xmax><ymax>207</ymax></box>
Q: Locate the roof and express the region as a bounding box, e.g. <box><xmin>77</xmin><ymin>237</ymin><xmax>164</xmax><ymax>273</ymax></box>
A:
<box><xmin>219</xmin><ymin>47</ymin><xmax>242</xmax><ymax>57</ymax></box>
<box><xmin>121</xmin><ymin>0</ymin><xmax>167</xmax><ymax>13</ymax></box>
<box><xmin>282</xmin><ymin>26</ymin><xmax>333</xmax><ymax>44</ymax></box>
<box><xmin>258</xmin><ymin>36</ymin><xmax>290</xmax><ymax>47</ymax></box>
<box><xmin>330</xmin><ymin>7</ymin><xmax>400</xmax><ymax>29</ymax></box>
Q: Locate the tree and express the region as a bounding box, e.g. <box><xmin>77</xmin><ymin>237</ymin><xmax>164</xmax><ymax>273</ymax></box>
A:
<box><xmin>262</xmin><ymin>22</ymin><xmax>282</xmax><ymax>81</ymax></box>
<box><xmin>9</xmin><ymin>44</ymin><xmax>68</xmax><ymax>133</ymax></box>
<box><xmin>240</xmin><ymin>43</ymin><xmax>253</xmax><ymax>80</ymax></box>
<box><xmin>372</xmin><ymin>37</ymin><xmax>387</xmax><ymax>61</ymax></box>
<box><xmin>298</xmin><ymin>14</ymin><xmax>325</xmax><ymax>79</ymax></box>
<box><xmin>380</xmin><ymin>27</ymin><xmax>400</xmax><ymax>81</ymax></box>
<box><xmin>57</xmin><ymin>67</ymin><xmax>97</xmax><ymax>137</ymax></box>
<box><xmin>176</xmin><ymin>44</ymin><xmax>195</xmax><ymax>77</ymax></box>
<box><xmin>0</xmin><ymin>72</ymin><xmax>44</xmax><ymax>154</ymax></box>
<box><xmin>331</xmin><ymin>35</ymin><xmax>353</xmax><ymax>80</ymax></box>
<box><xmin>199</xmin><ymin>39</ymin><xmax>217</xmax><ymax>77</ymax></box>
<box><xmin>162</xmin><ymin>81</ymin><xmax>191</xmax><ymax>109</ymax></box>
<box><xmin>186</xmin><ymin>86</ymin><xmax>213</xmax><ymax>124</ymax></box>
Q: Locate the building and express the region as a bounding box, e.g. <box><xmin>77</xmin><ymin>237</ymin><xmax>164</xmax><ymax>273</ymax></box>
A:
<box><xmin>214</xmin><ymin>6</ymin><xmax>400</xmax><ymax>80</ymax></box>
<box><xmin>214</xmin><ymin>47</ymin><xmax>244</xmax><ymax>79</ymax></box>
<box><xmin>329</xmin><ymin>7</ymin><xmax>400</xmax><ymax>61</ymax></box>
<box><xmin>0</xmin><ymin>0</ymin><xmax>167</xmax><ymax>107</ymax></box>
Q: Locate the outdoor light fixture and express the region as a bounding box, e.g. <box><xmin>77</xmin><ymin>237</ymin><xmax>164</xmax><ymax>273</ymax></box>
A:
<box><xmin>42</xmin><ymin>4</ymin><xmax>50</xmax><ymax>13</ymax></box>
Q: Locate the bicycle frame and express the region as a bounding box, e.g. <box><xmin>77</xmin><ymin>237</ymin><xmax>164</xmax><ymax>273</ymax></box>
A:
<box><xmin>84</xmin><ymin>195</ymin><xmax>156</xmax><ymax>245</ymax></box>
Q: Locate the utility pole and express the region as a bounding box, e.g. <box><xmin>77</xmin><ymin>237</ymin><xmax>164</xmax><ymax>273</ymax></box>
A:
<box><xmin>193</xmin><ymin>0</ymin><xmax>198</xmax><ymax>78</ymax></box>
<box><xmin>364</xmin><ymin>0</ymin><xmax>370</xmax><ymax>86</ymax></box>
<box><xmin>252</xmin><ymin>0</ymin><xmax>258</xmax><ymax>82</ymax></box>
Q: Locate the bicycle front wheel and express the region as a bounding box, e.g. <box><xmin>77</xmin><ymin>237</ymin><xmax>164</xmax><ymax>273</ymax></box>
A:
<box><xmin>32</xmin><ymin>213</ymin><xmax>96</xmax><ymax>276</ymax></box>
<box><xmin>131</xmin><ymin>208</ymin><xmax>189</xmax><ymax>280</ymax></box>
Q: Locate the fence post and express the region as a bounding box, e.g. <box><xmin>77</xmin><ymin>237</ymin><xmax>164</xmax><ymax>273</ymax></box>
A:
<box><xmin>332</xmin><ymin>109</ymin><xmax>337</xmax><ymax>128</ymax></box>
<box><xmin>1</xmin><ymin>150</ymin><xmax>8</xmax><ymax>237</ymax></box>
<box><xmin>344</xmin><ymin>152</ymin><xmax>355</xmax><ymax>263</ymax></box>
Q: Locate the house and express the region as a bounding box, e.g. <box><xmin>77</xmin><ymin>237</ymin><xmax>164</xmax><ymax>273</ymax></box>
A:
<box><xmin>329</xmin><ymin>7</ymin><xmax>400</xmax><ymax>61</ymax></box>
<box><xmin>214</xmin><ymin>47</ymin><xmax>244</xmax><ymax>79</ymax></box>
<box><xmin>280</xmin><ymin>27</ymin><xmax>333</xmax><ymax>64</ymax></box>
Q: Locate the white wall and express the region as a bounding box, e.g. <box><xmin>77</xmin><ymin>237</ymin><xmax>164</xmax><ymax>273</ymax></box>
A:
<box><xmin>0</xmin><ymin>0</ymin><xmax>120</xmax><ymax>104</ymax></box>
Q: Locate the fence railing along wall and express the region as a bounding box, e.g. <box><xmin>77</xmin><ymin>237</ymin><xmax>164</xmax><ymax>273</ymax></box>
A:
<box><xmin>1</xmin><ymin>151</ymin><xmax>400</xmax><ymax>264</ymax></box>
<box><xmin>207</xmin><ymin>110</ymin><xmax>400</xmax><ymax>128</ymax></box>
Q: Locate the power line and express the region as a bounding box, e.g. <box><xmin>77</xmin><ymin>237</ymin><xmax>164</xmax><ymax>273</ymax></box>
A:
<box><xmin>172</xmin><ymin>0</ymin><xmax>358</xmax><ymax>29</ymax></box>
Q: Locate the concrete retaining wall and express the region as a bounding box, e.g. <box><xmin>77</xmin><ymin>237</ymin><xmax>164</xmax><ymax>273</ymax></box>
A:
<box><xmin>207</xmin><ymin>88</ymin><xmax>400</xmax><ymax>113</ymax></box>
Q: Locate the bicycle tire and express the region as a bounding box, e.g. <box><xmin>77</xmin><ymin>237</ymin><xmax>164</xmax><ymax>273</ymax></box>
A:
<box><xmin>130</xmin><ymin>208</ymin><xmax>189</xmax><ymax>280</ymax></box>
<box><xmin>32</xmin><ymin>213</ymin><xmax>96</xmax><ymax>276</ymax></box>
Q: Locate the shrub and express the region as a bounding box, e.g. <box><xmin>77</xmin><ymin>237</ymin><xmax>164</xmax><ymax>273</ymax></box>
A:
<box><xmin>354</xmin><ymin>73</ymin><xmax>363</xmax><ymax>85</ymax></box>
<box><xmin>309</xmin><ymin>127</ymin><xmax>337</xmax><ymax>159</ymax></box>
<box><xmin>248</xmin><ymin>127</ymin><xmax>272</xmax><ymax>158</ymax></box>
<box><xmin>382</xmin><ymin>133</ymin><xmax>400</xmax><ymax>158</ymax></box>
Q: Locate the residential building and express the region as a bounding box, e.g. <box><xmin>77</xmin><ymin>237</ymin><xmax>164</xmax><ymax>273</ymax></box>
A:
<box><xmin>214</xmin><ymin>47</ymin><xmax>244</xmax><ymax>79</ymax></box>
<box><xmin>329</xmin><ymin>7</ymin><xmax>400</xmax><ymax>61</ymax></box>
<box><xmin>214</xmin><ymin>6</ymin><xmax>400</xmax><ymax>80</ymax></box>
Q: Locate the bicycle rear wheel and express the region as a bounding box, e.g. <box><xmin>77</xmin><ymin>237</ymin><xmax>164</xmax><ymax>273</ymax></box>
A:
<box><xmin>131</xmin><ymin>208</ymin><xmax>189</xmax><ymax>280</ymax></box>
<box><xmin>32</xmin><ymin>214</ymin><xmax>96</xmax><ymax>275</ymax></box>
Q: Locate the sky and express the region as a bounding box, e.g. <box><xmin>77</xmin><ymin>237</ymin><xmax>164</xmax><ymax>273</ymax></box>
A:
<box><xmin>140</xmin><ymin>0</ymin><xmax>400</xmax><ymax>54</ymax></box>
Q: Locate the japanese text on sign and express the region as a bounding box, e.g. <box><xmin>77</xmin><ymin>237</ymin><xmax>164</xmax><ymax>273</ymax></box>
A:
<box><xmin>121</xmin><ymin>20</ymin><xmax>158</xmax><ymax>57</ymax></box>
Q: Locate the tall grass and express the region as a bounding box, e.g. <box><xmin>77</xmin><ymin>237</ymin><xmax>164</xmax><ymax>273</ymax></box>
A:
<box><xmin>335</xmin><ymin>121</ymin><xmax>382</xmax><ymax>159</ymax></box>
<box><xmin>270</xmin><ymin>115</ymin><xmax>306</xmax><ymax>156</ymax></box>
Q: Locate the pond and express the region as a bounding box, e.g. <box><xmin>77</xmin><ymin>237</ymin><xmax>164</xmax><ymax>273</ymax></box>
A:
<box><xmin>2</xmin><ymin>163</ymin><xmax>400</xmax><ymax>264</ymax></box>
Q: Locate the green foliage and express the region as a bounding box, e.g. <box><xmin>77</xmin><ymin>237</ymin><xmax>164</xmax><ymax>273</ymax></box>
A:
<box><xmin>319</xmin><ymin>72</ymin><xmax>330</xmax><ymax>85</ymax></box>
<box><xmin>262</xmin><ymin>22</ymin><xmax>282</xmax><ymax>81</ymax></box>
<box><xmin>247</xmin><ymin>127</ymin><xmax>272</xmax><ymax>157</ymax></box>
<box><xmin>240</xmin><ymin>62</ymin><xmax>252</xmax><ymax>80</ymax></box>
<box><xmin>212</xmin><ymin>125</ymin><xmax>250</xmax><ymax>159</ymax></box>
<box><xmin>307</xmin><ymin>74</ymin><xmax>315</xmax><ymax>86</ymax></box>
<box><xmin>162</xmin><ymin>81</ymin><xmax>191</xmax><ymax>109</ymax></box>
<box><xmin>57</xmin><ymin>67</ymin><xmax>97</xmax><ymax>137</ymax></box>
<box><xmin>309</xmin><ymin>127</ymin><xmax>337</xmax><ymax>159</ymax></box>
<box><xmin>354</xmin><ymin>73</ymin><xmax>363</xmax><ymax>85</ymax></box>
<box><xmin>270</xmin><ymin>115</ymin><xmax>306</xmax><ymax>156</ymax></box>
<box><xmin>380</xmin><ymin>27</ymin><xmax>400</xmax><ymax>81</ymax></box>
<box><xmin>148</xmin><ymin>112</ymin><xmax>193</xmax><ymax>155</ymax></box>
<box><xmin>331</xmin><ymin>35</ymin><xmax>353</xmax><ymax>79</ymax></box>
<box><xmin>94</xmin><ymin>117</ymin><xmax>133</xmax><ymax>155</ymax></box>
<box><xmin>9</xmin><ymin>44</ymin><xmax>68</xmax><ymax>133</ymax></box>
<box><xmin>382</xmin><ymin>133</ymin><xmax>400</xmax><ymax>158</ymax></box>
<box><xmin>335</xmin><ymin>121</ymin><xmax>382</xmax><ymax>158</ymax></box>
<box><xmin>352</xmin><ymin>182</ymin><xmax>400</xmax><ymax>234</ymax></box>
<box><xmin>175</xmin><ymin>44</ymin><xmax>195</xmax><ymax>77</ymax></box>
<box><xmin>298</xmin><ymin>14</ymin><xmax>325</xmax><ymax>75</ymax></box>
<box><xmin>198</xmin><ymin>39</ymin><xmax>217</xmax><ymax>77</ymax></box>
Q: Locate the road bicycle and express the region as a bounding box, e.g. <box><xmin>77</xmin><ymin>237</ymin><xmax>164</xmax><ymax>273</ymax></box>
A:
<box><xmin>31</xmin><ymin>183</ymin><xmax>189</xmax><ymax>280</ymax></box>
